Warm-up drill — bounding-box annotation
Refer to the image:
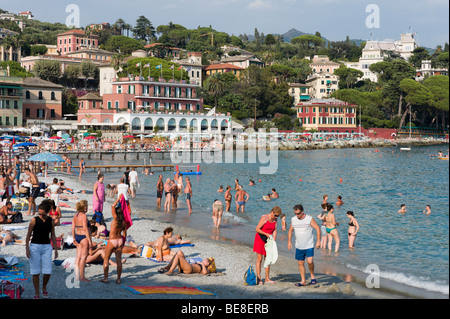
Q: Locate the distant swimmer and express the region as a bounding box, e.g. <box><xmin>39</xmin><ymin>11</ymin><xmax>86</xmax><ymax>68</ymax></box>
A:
<box><xmin>263</xmin><ymin>194</ymin><xmax>271</xmax><ymax>201</ymax></box>
<box><xmin>217</xmin><ymin>185</ymin><xmax>224</xmax><ymax>193</ymax></box>
<box><xmin>336</xmin><ymin>195</ymin><xmax>344</xmax><ymax>207</ymax></box>
<box><xmin>423</xmin><ymin>205</ymin><xmax>431</xmax><ymax>216</ymax></box>
<box><xmin>322</xmin><ymin>195</ymin><xmax>328</xmax><ymax>205</ymax></box>
<box><xmin>271</xmin><ymin>188</ymin><xmax>279</xmax><ymax>199</ymax></box>
<box><xmin>398</xmin><ymin>204</ymin><xmax>407</xmax><ymax>215</ymax></box>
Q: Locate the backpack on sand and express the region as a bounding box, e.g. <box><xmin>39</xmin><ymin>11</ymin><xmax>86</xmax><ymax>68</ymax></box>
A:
<box><xmin>244</xmin><ymin>265</ymin><xmax>257</xmax><ymax>286</ymax></box>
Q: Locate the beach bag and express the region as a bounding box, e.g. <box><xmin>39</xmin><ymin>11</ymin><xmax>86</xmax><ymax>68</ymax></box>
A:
<box><xmin>0</xmin><ymin>280</ymin><xmax>24</xmax><ymax>299</ymax></box>
<box><xmin>140</xmin><ymin>246</ymin><xmax>155</xmax><ymax>258</ymax></box>
<box><xmin>244</xmin><ymin>265</ymin><xmax>257</xmax><ymax>286</ymax></box>
<box><xmin>51</xmin><ymin>237</ymin><xmax>64</xmax><ymax>250</ymax></box>
<box><xmin>11</xmin><ymin>212</ymin><xmax>23</xmax><ymax>223</ymax></box>
<box><xmin>207</xmin><ymin>258</ymin><xmax>216</xmax><ymax>273</ymax></box>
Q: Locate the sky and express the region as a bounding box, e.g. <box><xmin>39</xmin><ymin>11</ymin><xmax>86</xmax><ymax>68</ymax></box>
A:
<box><xmin>2</xmin><ymin>0</ymin><xmax>449</xmax><ymax>48</ymax></box>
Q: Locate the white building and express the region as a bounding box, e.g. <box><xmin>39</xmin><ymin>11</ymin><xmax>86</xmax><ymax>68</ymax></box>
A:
<box><xmin>172</xmin><ymin>51</ymin><xmax>203</xmax><ymax>86</ymax></box>
<box><xmin>344</xmin><ymin>33</ymin><xmax>419</xmax><ymax>82</ymax></box>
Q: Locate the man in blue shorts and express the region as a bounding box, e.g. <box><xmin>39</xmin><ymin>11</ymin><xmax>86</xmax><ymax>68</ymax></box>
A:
<box><xmin>288</xmin><ymin>204</ymin><xmax>321</xmax><ymax>287</ymax></box>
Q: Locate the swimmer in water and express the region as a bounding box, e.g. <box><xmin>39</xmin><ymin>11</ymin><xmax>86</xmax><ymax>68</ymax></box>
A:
<box><xmin>398</xmin><ymin>204</ymin><xmax>407</xmax><ymax>215</ymax></box>
<box><xmin>336</xmin><ymin>195</ymin><xmax>344</xmax><ymax>207</ymax></box>
<box><xmin>423</xmin><ymin>205</ymin><xmax>431</xmax><ymax>216</ymax></box>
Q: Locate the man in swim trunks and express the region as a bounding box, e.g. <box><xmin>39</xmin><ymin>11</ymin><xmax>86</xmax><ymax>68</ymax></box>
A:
<box><xmin>25</xmin><ymin>168</ymin><xmax>39</xmax><ymax>216</ymax></box>
<box><xmin>156</xmin><ymin>175</ymin><xmax>164</xmax><ymax>208</ymax></box>
<box><xmin>163</xmin><ymin>178</ymin><xmax>172</xmax><ymax>211</ymax></box>
<box><xmin>184</xmin><ymin>177</ymin><xmax>193</xmax><ymax>215</ymax></box>
<box><xmin>235</xmin><ymin>187</ymin><xmax>249</xmax><ymax>213</ymax></box>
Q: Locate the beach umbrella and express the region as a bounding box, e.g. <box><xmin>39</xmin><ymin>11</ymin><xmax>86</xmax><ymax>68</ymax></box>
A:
<box><xmin>49</xmin><ymin>136</ymin><xmax>61</xmax><ymax>140</ymax></box>
<box><xmin>13</xmin><ymin>142</ymin><xmax>37</xmax><ymax>148</ymax></box>
<box><xmin>27</xmin><ymin>152</ymin><xmax>65</xmax><ymax>183</ymax></box>
<box><xmin>61</xmin><ymin>133</ymin><xmax>70</xmax><ymax>139</ymax></box>
<box><xmin>83</xmin><ymin>132</ymin><xmax>90</xmax><ymax>137</ymax></box>
<box><xmin>123</xmin><ymin>135</ymin><xmax>134</xmax><ymax>138</ymax></box>
<box><xmin>84</xmin><ymin>135</ymin><xmax>96</xmax><ymax>140</ymax></box>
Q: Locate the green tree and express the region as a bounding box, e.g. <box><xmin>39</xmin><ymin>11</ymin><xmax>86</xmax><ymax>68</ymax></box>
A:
<box><xmin>423</xmin><ymin>75</ymin><xmax>449</xmax><ymax>131</ymax></box>
<box><xmin>133</xmin><ymin>16</ymin><xmax>155</xmax><ymax>42</ymax></box>
<box><xmin>334</xmin><ymin>65</ymin><xmax>364</xmax><ymax>89</ymax></box>
<box><xmin>102</xmin><ymin>35</ymin><xmax>143</xmax><ymax>54</ymax></box>
<box><xmin>34</xmin><ymin>60</ymin><xmax>61</xmax><ymax>83</ymax></box>
<box><xmin>409</xmin><ymin>47</ymin><xmax>430</xmax><ymax>68</ymax></box>
<box><xmin>398</xmin><ymin>79</ymin><xmax>434</xmax><ymax>129</ymax></box>
<box><xmin>204</xmin><ymin>73</ymin><xmax>227</xmax><ymax>108</ymax></box>
<box><xmin>80</xmin><ymin>60</ymin><xmax>97</xmax><ymax>90</ymax></box>
<box><xmin>64</xmin><ymin>64</ymin><xmax>80</xmax><ymax>88</ymax></box>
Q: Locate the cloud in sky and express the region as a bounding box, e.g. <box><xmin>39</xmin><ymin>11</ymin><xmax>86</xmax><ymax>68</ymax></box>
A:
<box><xmin>2</xmin><ymin>0</ymin><xmax>448</xmax><ymax>47</ymax></box>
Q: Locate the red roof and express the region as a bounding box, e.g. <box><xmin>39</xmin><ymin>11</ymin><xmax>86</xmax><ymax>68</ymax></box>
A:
<box><xmin>57</xmin><ymin>29</ymin><xmax>98</xmax><ymax>37</ymax></box>
<box><xmin>204</xmin><ymin>63</ymin><xmax>244</xmax><ymax>71</ymax></box>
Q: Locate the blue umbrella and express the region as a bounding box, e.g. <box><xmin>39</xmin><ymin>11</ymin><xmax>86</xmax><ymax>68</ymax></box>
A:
<box><xmin>27</xmin><ymin>152</ymin><xmax>64</xmax><ymax>163</ymax></box>
<box><xmin>13</xmin><ymin>142</ymin><xmax>37</xmax><ymax>148</ymax></box>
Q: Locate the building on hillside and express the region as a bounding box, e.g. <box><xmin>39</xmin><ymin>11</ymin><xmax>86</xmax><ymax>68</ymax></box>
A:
<box><xmin>172</xmin><ymin>51</ymin><xmax>203</xmax><ymax>86</ymax></box>
<box><xmin>88</xmin><ymin>23</ymin><xmax>110</xmax><ymax>32</ymax></box>
<box><xmin>57</xmin><ymin>29</ymin><xmax>99</xmax><ymax>54</ymax></box>
<box><xmin>65</xmin><ymin>47</ymin><xmax>113</xmax><ymax>62</ymax></box>
<box><xmin>344</xmin><ymin>33</ymin><xmax>419</xmax><ymax>82</ymax></box>
<box><xmin>0</xmin><ymin>13</ymin><xmax>25</xmax><ymax>31</ymax></box>
<box><xmin>204</xmin><ymin>63</ymin><xmax>244</xmax><ymax>79</ymax></box>
<box><xmin>0</xmin><ymin>28</ymin><xmax>21</xmax><ymax>62</ymax></box>
<box><xmin>101</xmin><ymin>76</ymin><xmax>203</xmax><ymax>113</ymax></box>
<box><xmin>22</xmin><ymin>77</ymin><xmax>63</xmax><ymax>121</ymax></box>
<box><xmin>305</xmin><ymin>72</ymin><xmax>339</xmax><ymax>99</ymax></box>
<box><xmin>18</xmin><ymin>11</ymin><xmax>33</xmax><ymax>19</ymax></box>
<box><xmin>0</xmin><ymin>76</ymin><xmax>23</xmax><ymax>126</ymax></box>
<box><xmin>289</xmin><ymin>83</ymin><xmax>311</xmax><ymax>105</ymax></box>
<box><xmin>220</xmin><ymin>54</ymin><xmax>264</xmax><ymax>69</ymax></box>
<box><xmin>296</xmin><ymin>98</ymin><xmax>359</xmax><ymax>133</ymax></box>
<box><xmin>415</xmin><ymin>60</ymin><xmax>448</xmax><ymax>81</ymax></box>
<box><xmin>145</xmin><ymin>43</ymin><xmax>183</xmax><ymax>59</ymax></box>
<box><xmin>310</xmin><ymin>55</ymin><xmax>341</xmax><ymax>74</ymax></box>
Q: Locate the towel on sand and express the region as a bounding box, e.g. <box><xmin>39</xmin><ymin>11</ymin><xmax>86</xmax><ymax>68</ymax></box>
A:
<box><xmin>123</xmin><ymin>285</ymin><xmax>216</xmax><ymax>295</ymax></box>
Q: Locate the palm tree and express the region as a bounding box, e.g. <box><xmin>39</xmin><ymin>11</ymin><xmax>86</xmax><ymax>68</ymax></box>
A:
<box><xmin>204</xmin><ymin>73</ymin><xmax>226</xmax><ymax>108</ymax></box>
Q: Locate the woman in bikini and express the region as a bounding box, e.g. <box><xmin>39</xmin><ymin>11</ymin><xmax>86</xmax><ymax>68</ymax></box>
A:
<box><xmin>325</xmin><ymin>204</ymin><xmax>340</xmax><ymax>252</ymax></box>
<box><xmin>100</xmin><ymin>197</ymin><xmax>127</xmax><ymax>284</ymax></box>
<box><xmin>212</xmin><ymin>199</ymin><xmax>224</xmax><ymax>228</ymax></box>
<box><xmin>154</xmin><ymin>227</ymin><xmax>177</xmax><ymax>262</ymax></box>
<box><xmin>346</xmin><ymin>211</ymin><xmax>359</xmax><ymax>249</ymax></box>
<box><xmin>49</xmin><ymin>199</ymin><xmax>62</xmax><ymax>226</ymax></box>
<box><xmin>72</xmin><ymin>200</ymin><xmax>92</xmax><ymax>282</ymax></box>
<box><xmin>224</xmin><ymin>186</ymin><xmax>232</xmax><ymax>212</ymax></box>
<box><xmin>160</xmin><ymin>250</ymin><xmax>213</xmax><ymax>276</ymax></box>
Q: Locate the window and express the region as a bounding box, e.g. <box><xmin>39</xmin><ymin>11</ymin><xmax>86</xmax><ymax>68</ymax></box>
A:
<box><xmin>51</xmin><ymin>109</ymin><xmax>55</xmax><ymax>118</ymax></box>
<box><xmin>115</xmin><ymin>101</ymin><xmax>119</xmax><ymax>109</ymax></box>
<box><xmin>38</xmin><ymin>91</ymin><xmax>43</xmax><ymax>100</ymax></box>
<box><xmin>107</xmin><ymin>101</ymin><xmax>112</xmax><ymax>109</ymax></box>
<box><xmin>14</xmin><ymin>100</ymin><xmax>18</xmax><ymax>109</ymax></box>
<box><xmin>13</xmin><ymin>117</ymin><xmax>17</xmax><ymax>126</ymax></box>
<box><xmin>25</xmin><ymin>91</ymin><xmax>30</xmax><ymax>99</ymax></box>
<box><xmin>25</xmin><ymin>108</ymin><xmax>30</xmax><ymax>117</ymax></box>
<box><xmin>117</xmin><ymin>86</ymin><xmax>122</xmax><ymax>94</ymax></box>
<box><xmin>51</xmin><ymin>92</ymin><xmax>56</xmax><ymax>100</ymax></box>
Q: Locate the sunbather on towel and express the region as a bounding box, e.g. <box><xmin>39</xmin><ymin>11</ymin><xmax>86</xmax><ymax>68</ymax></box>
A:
<box><xmin>145</xmin><ymin>234</ymin><xmax>191</xmax><ymax>248</ymax></box>
<box><xmin>1</xmin><ymin>229</ymin><xmax>20</xmax><ymax>246</ymax></box>
<box><xmin>159</xmin><ymin>250</ymin><xmax>214</xmax><ymax>276</ymax></box>
<box><xmin>153</xmin><ymin>227</ymin><xmax>178</xmax><ymax>262</ymax></box>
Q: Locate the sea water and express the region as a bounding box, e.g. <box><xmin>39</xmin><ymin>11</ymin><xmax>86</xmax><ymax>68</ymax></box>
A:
<box><xmin>81</xmin><ymin>144</ymin><xmax>449</xmax><ymax>297</ymax></box>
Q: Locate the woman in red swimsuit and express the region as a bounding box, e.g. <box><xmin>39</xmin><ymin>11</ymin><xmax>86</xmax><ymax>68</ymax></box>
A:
<box><xmin>253</xmin><ymin>206</ymin><xmax>281</xmax><ymax>285</ymax></box>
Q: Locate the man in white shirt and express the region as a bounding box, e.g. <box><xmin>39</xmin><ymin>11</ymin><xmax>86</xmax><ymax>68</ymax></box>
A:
<box><xmin>117</xmin><ymin>177</ymin><xmax>130</xmax><ymax>201</ymax></box>
<box><xmin>288</xmin><ymin>204</ymin><xmax>321</xmax><ymax>287</ymax></box>
<box><xmin>128</xmin><ymin>168</ymin><xmax>140</xmax><ymax>198</ymax></box>
<box><xmin>47</xmin><ymin>178</ymin><xmax>60</xmax><ymax>206</ymax></box>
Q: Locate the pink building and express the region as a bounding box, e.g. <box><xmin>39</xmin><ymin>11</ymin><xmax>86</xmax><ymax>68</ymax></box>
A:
<box><xmin>77</xmin><ymin>92</ymin><xmax>116</xmax><ymax>125</ymax></box>
<box><xmin>102</xmin><ymin>76</ymin><xmax>203</xmax><ymax>112</ymax></box>
<box><xmin>57</xmin><ymin>29</ymin><xmax>98</xmax><ymax>54</ymax></box>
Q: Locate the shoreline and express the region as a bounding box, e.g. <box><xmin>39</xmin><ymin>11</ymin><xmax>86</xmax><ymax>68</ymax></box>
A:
<box><xmin>1</xmin><ymin>172</ymin><xmax>444</xmax><ymax>300</ymax></box>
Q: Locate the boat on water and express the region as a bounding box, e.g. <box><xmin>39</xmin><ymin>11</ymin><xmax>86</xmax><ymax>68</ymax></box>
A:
<box><xmin>400</xmin><ymin>147</ymin><xmax>411</xmax><ymax>151</ymax></box>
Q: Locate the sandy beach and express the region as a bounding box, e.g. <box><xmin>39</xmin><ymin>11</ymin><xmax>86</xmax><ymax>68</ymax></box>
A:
<box><xmin>1</xmin><ymin>171</ymin><xmax>408</xmax><ymax>301</ymax></box>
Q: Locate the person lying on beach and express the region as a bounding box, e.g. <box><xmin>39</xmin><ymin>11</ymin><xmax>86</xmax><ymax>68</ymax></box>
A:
<box><xmin>86</xmin><ymin>239</ymin><xmax>127</xmax><ymax>266</ymax></box>
<box><xmin>158</xmin><ymin>250</ymin><xmax>214</xmax><ymax>276</ymax></box>
<box><xmin>0</xmin><ymin>229</ymin><xmax>21</xmax><ymax>246</ymax></box>
<box><xmin>144</xmin><ymin>234</ymin><xmax>191</xmax><ymax>247</ymax></box>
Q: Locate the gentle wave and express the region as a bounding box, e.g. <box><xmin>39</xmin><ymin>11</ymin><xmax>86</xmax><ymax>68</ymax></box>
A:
<box><xmin>347</xmin><ymin>264</ymin><xmax>449</xmax><ymax>295</ymax></box>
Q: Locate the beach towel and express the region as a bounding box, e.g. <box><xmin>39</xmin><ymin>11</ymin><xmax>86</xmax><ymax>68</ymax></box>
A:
<box><xmin>0</xmin><ymin>270</ymin><xmax>28</xmax><ymax>282</ymax></box>
<box><xmin>169</xmin><ymin>243</ymin><xmax>195</xmax><ymax>248</ymax></box>
<box><xmin>123</xmin><ymin>285</ymin><xmax>216</xmax><ymax>296</ymax></box>
<box><xmin>119</xmin><ymin>194</ymin><xmax>132</xmax><ymax>229</ymax></box>
<box><xmin>264</xmin><ymin>237</ymin><xmax>278</xmax><ymax>268</ymax></box>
